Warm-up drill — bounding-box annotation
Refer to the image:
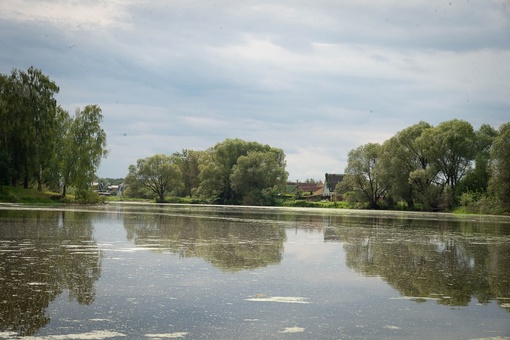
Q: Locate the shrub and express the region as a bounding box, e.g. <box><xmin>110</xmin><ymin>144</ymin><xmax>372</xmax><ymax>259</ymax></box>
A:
<box><xmin>74</xmin><ymin>190</ymin><xmax>106</xmax><ymax>204</ymax></box>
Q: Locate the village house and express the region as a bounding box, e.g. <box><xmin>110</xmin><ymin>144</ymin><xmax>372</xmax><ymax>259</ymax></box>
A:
<box><xmin>287</xmin><ymin>181</ymin><xmax>324</xmax><ymax>201</ymax></box>
<box><xmin>287</xmin><ymin>173</ymin><xmax>344</xmax><ymax>201</ymax></box>
<box><xmin>322</xmin><ymin>173</ymin><xmax>344</xmax><ymax>201</ymax></box>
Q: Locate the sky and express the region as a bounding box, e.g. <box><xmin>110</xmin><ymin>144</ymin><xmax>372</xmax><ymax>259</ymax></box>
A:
<box><xmin>1</xmin><ymin>0</ymin><xmax>509</xmax><ymax>181</ymax></box>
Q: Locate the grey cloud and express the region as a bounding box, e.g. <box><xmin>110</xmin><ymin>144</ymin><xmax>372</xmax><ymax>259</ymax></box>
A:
<box><xmin>1</xmin><ymin>0</ymin><xmax>509</xmax><ymax>179</ymax></box>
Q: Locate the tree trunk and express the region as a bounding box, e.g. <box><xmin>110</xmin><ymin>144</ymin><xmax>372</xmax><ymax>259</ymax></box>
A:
<box><xmin>37</xmin><ymin>164</ymin><xmax>43</xmax><ymax>191</ymax></box>
<box><xmin>24</xmin><ymin>162</ymin><xmax>29</xmax><ymax>189</ymax></box>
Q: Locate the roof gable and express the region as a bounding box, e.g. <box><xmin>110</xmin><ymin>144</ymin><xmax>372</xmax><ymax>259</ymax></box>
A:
<box><xmin>325</xmin><ymin>173</ymin><xmax>344</xmax><ymax>191</ymax></box>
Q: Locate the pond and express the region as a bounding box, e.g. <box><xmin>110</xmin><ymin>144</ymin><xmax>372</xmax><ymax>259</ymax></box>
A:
<box><xmin>0</xmin><ymin>203</ymin><xmax>509</xmax><ymax>339</ymax></box>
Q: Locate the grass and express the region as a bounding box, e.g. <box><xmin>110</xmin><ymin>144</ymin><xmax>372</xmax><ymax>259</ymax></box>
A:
<box><xmin>106</xmin><ymin>195</ymin><xmax>153</xmax><ymax>203</ymax></box>
<box><xmin>0</xmin><ymin>186</ymin><xmax>110</xmax><ymax>204</ymax></box>
<box><xmin>6</xmin><ymin>187</ymin><xmax>495</xmax><ymax>214</ymax></box>
<box><xmin>0</xmin><ymin>185</ymin><xmax>64</xmax><ymax>204</ymax></box>
<box><xmin>0</xmin><ymin>187</ymin><xmax>203</xmax><ymax>205</ymax></box>
<box><xmin>281</xmin><ymin>199</ymin><xmax>352</xmax><ymax>209</ymax></box>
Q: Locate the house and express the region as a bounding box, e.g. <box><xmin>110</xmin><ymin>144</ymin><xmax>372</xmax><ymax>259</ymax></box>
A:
<box><xmin>286</xmin><ymin>174</ymin><xmax>345</xmax><ymax>202</ymax></box>
<box><xmin>287</xmin><ymin>181</ymin><xmax>324</xmax><ymax>201</ymax></box>
<box><xmin>322</xmin><ymin>173</ymin><xmax>344</xmax><ymax>200</ymax></box>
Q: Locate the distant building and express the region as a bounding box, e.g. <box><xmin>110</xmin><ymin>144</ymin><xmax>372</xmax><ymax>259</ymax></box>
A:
<box><xmin>286</xmin><ymin>181</ymin><xmax>324</xmax><ymax>201</ymax></box>
<box><xmin>322</xmin><ymin>173</ymin><xmax>344</xmax><ymax>200</ymax></box>
<box><xmin>286</xmin><ymin>174</ymin><xmax>344</xmax><ymax>201</ymax></box>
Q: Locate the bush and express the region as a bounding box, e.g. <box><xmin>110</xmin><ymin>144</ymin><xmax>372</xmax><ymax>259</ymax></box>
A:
<box><xmin>74</xmin><ymin>190</ymin><xmax>106</xmax><ymax>204</ymax></box>
<box><xmin>395</xmin><ymin>201</ymin><xmax>409</xmax><ymax>210</ymax></box>
<box><xmin>282</xmin><ymin>199</ymin><xmax>352</xmax><ymax>209</ymax></box>
<box><xmin>456</xmin><ymin>192</ymin><xmax>509</xmax><ymax>215</ymax></box>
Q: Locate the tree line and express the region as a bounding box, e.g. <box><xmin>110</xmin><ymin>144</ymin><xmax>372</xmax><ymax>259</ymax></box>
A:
<box><xmin>0</xmin><ymin>67</ymin><xmax>108</xmax><ymax>197</ymax></box>
<box><xmin>126</xmin><ymin>120</ymin><xmax>510</xmax><ymax>213</ymax></box>
<box><xmin>2</xmin><ymin>68</ymin><xmax>507</xmax><ymax>213</ymax></box>
<box><xmin>339</xmin><ymin>119</ymin><xmax>510</xmax><ymax>214</ymax></box>
<box><xmin>125</xmin><ymin>138</ymin><xmax>289</xmax><ymax>205</ymax></box>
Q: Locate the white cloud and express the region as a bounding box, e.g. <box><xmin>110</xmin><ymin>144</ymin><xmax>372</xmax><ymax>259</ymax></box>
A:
<box><xmin>0</xmin><ymin>0</ymin><xmax>137</xmax><ymax>29</ymax></box>
<box><xmin>1</xmin><ymin>0</ymin><xmax>509</xmax><ymax>180</ymax></box>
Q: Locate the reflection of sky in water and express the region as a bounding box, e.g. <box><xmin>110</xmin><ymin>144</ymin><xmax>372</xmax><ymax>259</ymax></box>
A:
<box><xmin>0</xmin><ymin>204</ymin><xmax>509</xmax><ymax>339</ymax></box>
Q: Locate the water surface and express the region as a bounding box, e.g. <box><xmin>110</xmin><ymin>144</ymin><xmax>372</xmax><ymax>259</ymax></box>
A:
<box><xmin>0</xmin><ymin>203</ymin><xmax>509</xmax><ymax>339</ymax></box>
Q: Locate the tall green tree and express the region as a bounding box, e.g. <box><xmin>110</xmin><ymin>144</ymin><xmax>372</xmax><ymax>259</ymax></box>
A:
<box><xmin>22</xmin><ymin>67</ymin><xmax>60</xmax><ymax>191</ymax></box>
<box><xmin>46</xmin><ymin>106</ymin><xmax>72</xmax><ymax>193</ymax></box>
<box><xmin>0</xmin><ymin>73</ymin><xmax>8</xmax><ymax>152</ymax></box>
<box><xmin>419</xmin><ymin>119</ymin><xmax>476</xmax><ymax>207</ymax></box>
<box><xmin>0</xmin><ymin>68</ymin><xmax>108</xmax><ymax>195</ymax></box>
<box><xmin>173</xmin><ymin>149</ymin><xmax>203</xmax><ymax>198</ymax></box>
<box><xmin>0</xmin><ymin>73</ymin><xmax>9</xmax><ymax>187</ymax></box>
<box><xmin>126</xmin><ymin>154</ymin><xmax>182</xmax><ymax>202</ymax></box>
<box><xmin>380</xmin><ymin>121</ymin><xmax>432</xmax><ymax>208</ymax></box>
<box><xmin>230</xmin><ymin>150</ymin><xmax>288</xmax><ymax>205</ymax></box>
<box><xmin>343</xmin><ymin>143</ymin><xmax>389</xmax><ymax>209</ymax></box>
<box><xmin>199</xmin><ymin>139</ymin><xmax>285</xmax><ymax>203</ymax></box>
<box><xmin>0</xmin><ymin>68</ymin><xmax>60</xmax><ymax>189</ymax></box>
<box><xmin>459</xmin><ymin>124</ymin><xmax>498</xmax><ymax>194</ymax></box>
<box><xmin>61</xmin><ymin>105</ymin><xmax>108</xmax><ymax>196</ymax></box>
<box><xmin>0</xmin><ymin>67</ymin><xmax>59</xmax><ymax>189</ymax></box>
<box><xmin>488</xmin><ymin>122</ymin><xmax>510</xmax><ymax>212</ymax></box>
<box><xmin>0</xmin><ymin>69</ymin><xmax>27</xmax><ymax>186</ymax></box>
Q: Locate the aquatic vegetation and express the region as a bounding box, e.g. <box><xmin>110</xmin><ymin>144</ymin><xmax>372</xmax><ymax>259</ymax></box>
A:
<box><xmin>245</xmin><ymin>296</ymin><xmax>311</xmax><ymax>304</ymax></box>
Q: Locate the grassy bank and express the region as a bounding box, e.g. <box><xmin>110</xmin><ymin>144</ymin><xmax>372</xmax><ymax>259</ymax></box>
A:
<box><xmin>2</xmin><ymin>187</ymin><xmax>504</xmax><ymax>215</ymax></box>
<box><xmin>0</xmin><ymin>186</ymin><xmax>107</xmax><ymax>204</ymax></box>
<box><xmin>0</xmin><ymin>186</ymin><xmax>64</xmax><ymax>204</ymax></box>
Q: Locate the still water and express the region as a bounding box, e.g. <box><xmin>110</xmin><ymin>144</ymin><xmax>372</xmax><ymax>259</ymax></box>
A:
<box><xmin>0</xmin><ymin>203</ymin><xmax>509</xmax><ymax>339</ymax></box>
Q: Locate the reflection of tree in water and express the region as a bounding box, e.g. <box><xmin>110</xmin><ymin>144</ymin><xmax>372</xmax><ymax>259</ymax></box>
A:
<box><xmin>123</xmin><ymin>211</ymin><xmax>286</xmax><ymax>272</ymax></box>
<box><xmin>324</xmin><ymin>215</ymin><xmax>510</xmax><ymax>311</ymax></box>
<box><xmin>0</xmin><ymin>210</ymin><xmax>102</xmax><ymax>336</ymax></box>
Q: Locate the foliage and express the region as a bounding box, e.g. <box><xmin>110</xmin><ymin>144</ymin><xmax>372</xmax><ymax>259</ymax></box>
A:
<box><xmin>282</xmin><ymin>199</ymin><xmax>351</xmax><ymax>209</ymax></box>
<box><xmin>198</xmin><ymin>139</ymin><xmax>288</xmax><ymax>204</ymax></box>
<box><xmin>0</xmin><ymin>67</ymin><xmax>60</xmax><ymax>189</ymax></box>
<box><xmin>126</xmin><ymin>154</ymin><xmax>182</xmax><ymax>202</ymax></box>
<box><xmin>458</xmin><ymin>124</ymin><xmax>498</xmax><ymax>194</ymax></box>
<box><xmin>173</xmin><ymin>149</ymin><xmax>203</xmax><ymax>197</ymax></box>
<box><xmin>152</xmin><ymin>196</ymin><xmax>205</xmax><ymax>204</ymax></box>
<box><xmin>59</xmin><ymin>105</ymin><xmax>108</xmax><ymax>196</ymax></box>
<box><xmin>0</xmin><ymin>149</ymin><xmax>10</xmax><ymax>186</ymax></box>
<box><xmin>488</xmin><ymin>122</ymin><xmax>510</xmax><ymax>213</ymax></box>
<box><xmin>419</xmin><ymin>119</ymin><xmax>476</xmax><ymax>207</ymax></box>
<box><xmin>123</xmin><ymin>139</ymin><xmax>288</xmax><ymax>206</ymax></box>
<box><xmin>74</xmin><ymin>190</ymin><xmax>106</xmax><ymax>204</ymax></box>
<box><xmin>379</xmin><ymin>121</ymin><xmax>432</xmax><ymax>208</ymax></box>
<box><xmin>343</xmin><ymin>143</ymin><xmax>389</xmax><ymax>209</ymax></box>
<box><xmin>230</xmin><ymin>150</ymin><xmax>288</xmax><ymax>205</ymax></box>
<box><xmin>0</xmin><ymin>67</ymin><xmax>108</xmax><ymax>199</ymax></box>
<box><xmin>341</xmin><ymin>119</ymin><xmax>508</xmax><ymax>213</ymax></box>
<box><xmin>293</xmin><ymin>186</ymin><xmax>304</xmax><ymax>200</ymax></box>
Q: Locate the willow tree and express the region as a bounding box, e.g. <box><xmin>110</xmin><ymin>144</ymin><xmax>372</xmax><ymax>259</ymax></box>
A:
<box><xmin>344</xmin><ymin>142</ymin><xmax>389</xmax><ymax>209</ymax></box>
<box><xmin>489</xmin><ymin>122</ymin><xmax>510</xmax><ymax>212</ymax></box>
<box><xmin>230</xmin><ymin>149</ymin><xmax>288</xmax><ymax>205</ymax></box>
<box><xmin>0</xmin><ymin>67</ymin><xmax>59</xmax><ymax>189</ymax></box>
<box><xmin>173</xmin><ymin>149</ymin><xmax>203</xmax><ymax>198</ymax></box>
<box><xmin>459</xmin><ymin>124</ymin><xmax>498</xmax><ymax>194</ymax></box>
<box><xmin>61</xmin><ymin>105</ymin><xmax>108</xmax><ymax>196</ymax></box>
<box><xmin>126</xmin><ymin>154</ymin><xmax>182</xmax><ymax>202</ymax></box>
<box><xmin>380</xmin><ymin>121</ymin><xmax>432</xmax><ymax>208</ymax></box>
<box><xmin>419</xmin><ymin>119</ymin><xmax>476</xmax><ymax>207</ymax></box>
<box><xmin>45</xmin><ymin>106</ymin><xmax>72</xmax><ymax>192</ymax></box>
<box><xmin>199</xmin><ymin>138</ymin><xmax>287</xmax><ymax>204</ymax></box>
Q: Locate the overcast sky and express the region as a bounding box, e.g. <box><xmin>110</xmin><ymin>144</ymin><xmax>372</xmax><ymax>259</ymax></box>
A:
<box><xmin>1</xmin><ymin>0</ymin><xmax>509</xmax><ymax>181</ymax></box>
